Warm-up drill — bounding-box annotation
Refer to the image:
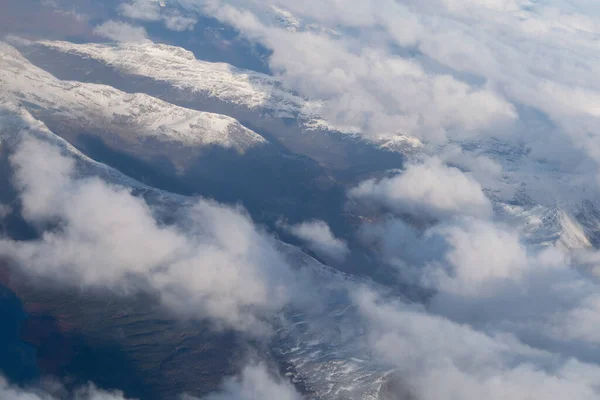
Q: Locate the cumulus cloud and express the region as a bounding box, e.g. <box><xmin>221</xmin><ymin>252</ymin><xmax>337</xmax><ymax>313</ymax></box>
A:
<box><xmin>185</xmin><ymin>364</ymin><xmax>302</xmax><ymax>400</ymax></box>
<box><xmin>119</xmin><ymin>0</ymin><xmax>197</xmax><ymax>31</ymax></box>
<box><xmin>423</xmin><ymin>219</ymin><xmax>533</xmax><ymax>294</ymax></box>
<box><xmin>93</xmin><ymin>21</ymin><xmax>149</xmax><ymax>42</ymax></box>
<box><xmin>419</xmin><ymin>219</ymin><xmax>576</xmax><ymax>300</ymax></box>
<box><xmin>422</xmin><ymin>227</ymin><xmax>600</xmax><ymax>353</ymax></box>
<box><xmin>281</xmin><ymin>220</ymin><xmax>349</xmax><ymax>261</ymax></box>
<box><xmin>160</xmin><ymin>0</ymin><xmax>600</xmax><ymax>185</ymax></box>
<box><xmin>203</xmin><ymin>2</ymin><xmax>516</xmax><ymax>141</ymax></box>
<box><xmin>353</xmin><ymin>287</ymin><xmax>600</xmax><ymax>400</ymax></box>
<box><xmin>349</xmin><ymin>159</ymin><xmax>493</xmax><ymax>221</ymax></box>
<box><xmin>171</xmin><ymin>0</ymin><xmax>518</xmax><ymax>141</ymax></box>
<box><xmin>348</xmin><ymin>146</ymin><xmax>600</xmax><ymax>390</ymax></box>
<box><xmin>354</xmin><ymin>204</ymin><xmax>600</xmax><ymax>396</ymax></box>
<box><xmin>0</xmin><ymin>204</ymin><xmax>11</xmax><ymax>219</ymax></box>
<box><xmin>1</xmin><ymin>365</ymin><xmax>301</xmax><ymax>400</ymax></box>
<box><xmin>437</xmin><ymin>144</ymin><xmax>504</xmax><ymax>188</ymax></box>
<box><xmin>0</xmin><ymin>137</ymin><xmax>299</xmax><ymax>334</ymax></box>
<box><xmin>0</xmin><ymin>376</ymin><xmax>131</xmax><ymax>400</ymax></box>
<box><xmin>118</xmin><ymin>0</ymin><xmax>163</xmax><ymax>21</ymax></box>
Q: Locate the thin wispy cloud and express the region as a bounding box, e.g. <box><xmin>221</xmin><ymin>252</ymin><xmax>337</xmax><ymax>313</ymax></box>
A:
<box><xmin>93</xmin><ymin>20</ymin><xmax>149</xmax><ymax>43</ymax></box>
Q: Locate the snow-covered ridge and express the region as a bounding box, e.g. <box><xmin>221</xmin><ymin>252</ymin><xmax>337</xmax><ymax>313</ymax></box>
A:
<box><xmin>0</xmin><ymin>42</ymin><xmax>267</xmax><ymax>153</ymax></box>
<box><xmin>32</xmin><ymin>40</ymin><xmax>337</xmax><ymax>130</ymax></box>
<box><xmin>0</xmin><ymin>99</ymin><xmax>181</xmax><ymax>193</ymax></box>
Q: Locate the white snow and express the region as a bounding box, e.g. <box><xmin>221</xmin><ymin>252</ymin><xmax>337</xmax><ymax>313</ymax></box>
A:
<box><xmin>0</xmin><ymin>42</ymin><xmax>268</xmax><ymax>153</ymax></box>
<box><xmin>33</xmin><ymin>40</ymin><xmax>337</xmax><ymax>131</ymax></box>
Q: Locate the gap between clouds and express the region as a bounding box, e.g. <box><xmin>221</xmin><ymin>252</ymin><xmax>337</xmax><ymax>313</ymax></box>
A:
<box><xmin>345</xmin><ymin>151</ymin><xmax>600</xmax><ymax>399</ymax></box>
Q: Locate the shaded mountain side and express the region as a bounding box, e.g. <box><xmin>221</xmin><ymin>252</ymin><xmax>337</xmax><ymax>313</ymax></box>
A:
<box><xmin>16</xmin><ymin>43</ymin><xmax>405</xmax><ymax>175</ymax></box>
<box><xmin>17</xmin><ymin>110</ymin><xmax>347</xmax><ymax>228</ymax></box>
<box><xmin>2</xmin><ymin>270</ymin><xmax>249</xmax><ymax>400</ymax></box>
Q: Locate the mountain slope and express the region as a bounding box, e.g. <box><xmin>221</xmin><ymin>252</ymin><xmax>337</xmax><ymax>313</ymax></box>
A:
<box><xmin>0</xmin><ymin>42</ymin><xmax>267</xmax><ymax>154</ymax></box>
<box><xmin>14</xmin><ymin>39</ymin><xmax>408</xmax><ymax>172</ymax></box>
<box><xmin>0</xmin><ymin>42</ymin><xmax>350</xmax><ymax>236</ymax></box>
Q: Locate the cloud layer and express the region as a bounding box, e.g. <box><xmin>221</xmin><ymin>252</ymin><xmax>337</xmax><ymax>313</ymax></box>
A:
<box><xmin>1</xmin><ymin>365</ymin><xmax>302</xmax><ymax>400</ymax></box>
<box><xmin>119</xmin><ymin>0</ymin><xmax>197</xmax><ymax>31</ymax></box>
<box><xmin>0</xmin><ymin>376</ymin><xmax>131</xmax><ymax>400</ymax></box>
<box><xmin>354</xmin><ymin>287</ymin><xmax>600</xmax><ymax>400</ymax></box>
<box><xmin>93</xmin><ymin>21</ymin><xmax>149</xmax><ymax>43</ymax></box>
<box><xmin>349</xmin><ymin>166</ymin><xmax>600</xmax><ymax>399</ymax></box>
<box><xmin>350</xmin><ymin>159</ymin><xmax>493</xmax><ymax>221</ymax></box>
<box><xmin>187</xmin><ymin>364</ymin><xmax>302</xmax><ymax>400</ymax></box>
<box><xmin>0</xmin><ymin>136</ymin><xmax>298</xmax><ymax>334</ymax></box>
<box><xmin>6</xmin><ymin>1</ymin><xmax>600</xmax><ymax>398</ymax></box>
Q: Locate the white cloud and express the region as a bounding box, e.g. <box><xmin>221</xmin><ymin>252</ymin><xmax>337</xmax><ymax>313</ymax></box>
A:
<box><xmin>282</xmin><ymin>219</ymin><xmax>349</xmax><ymax>261</ymax></box>
<box><xmin>0</xmin><ymin>137</ymin><xmax>299</xmax><ymax>334</ymax></box>
<box><xmin>0</xmin><ymin>376</ymin><xmax>131</xmax><ymax>400</ymax></box>
<box><xmin>421</xmin><ymin>218</ymin><xmax>565</xmax><ymax>295</ymax></box>
<box><xmin>119</xmin><ymin>0</ymin><xmax>197</xmax><ymax>31</ymax></box>
<box><xmin>437</xmin><ymin>144</ymin><xmax>504</xmax><ymax>188</ymax></box>
<box><xmin>354</xmin><ymin>186</ymin><xmax>600</xmax><ymax>366</ymax></box>
<box><xmin>119</xmin><ymin>0</ymin><xmax>162</xmax><ymax>21</ymax></box>
<box><xmin>359</xmin><ymin>210</ymin><xmax>600</xmax><ymax>378</ymax></box>
<box><xmin>2</xmin><ymin>364</ymin><xmax>301</xmax><ymax>400</ymax></box>
<box><xmin>185</xmin><ymin>364</ymin><xmax>301</xmax><ymax>400</ymax></box>
<box><xmin>93</xmin><ymin>21</ymin><xmax>149</xmax><ymax>42</ymax></box>
<box><xmin>10</xmin><ymin>1</ymin><xmax>600</xmax><ymax>397</ymax></box>
<box><xmin>205</xmin><ymin>3</ymin><xmax>516</xmax><ymax>141</ymax></box>
<box><xmin>349</xmin><ymin>159</ymin><xmax>493</xmax><ymax>221</ymax></box>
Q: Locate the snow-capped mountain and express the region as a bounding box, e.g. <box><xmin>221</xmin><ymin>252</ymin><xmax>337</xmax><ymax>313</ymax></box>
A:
<box><xmin>11</xmin><ymin>38</ymin><xmax>410</xmax><ymax>173</ymax></box>
<box><xmin>0</xmin><ymin>41</ymin><xmax>352</xmax><ymax>233</ymax></box>
<box><xmin>6</xmin><ymin>1</ymin><xmax>600</xmax><ymax>399</ymax></box>
<box><xmin>30</xmin><ymin>39</ymin><xmax>334</xmax><ymax>130</ymax></box>
<box><xmin>0</xmin><ymin>42</ymin><xmax>267</xmax><ymax>154</ymax></box>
